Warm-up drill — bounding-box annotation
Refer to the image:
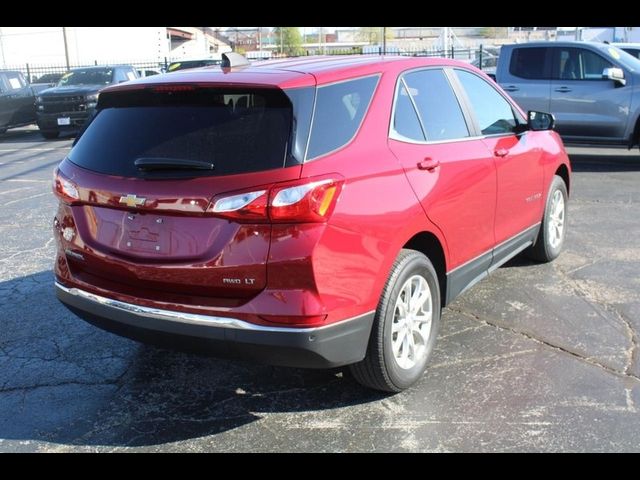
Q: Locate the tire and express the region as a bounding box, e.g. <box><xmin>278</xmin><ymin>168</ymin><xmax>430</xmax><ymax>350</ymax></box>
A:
<box><xmin>350</xmin><ymin>249</ymin><xmax>441</xmax><ymax>392</ymax></box>
<box><xmin>40</xmin><ymin>130</ymin><xmax>59</xmax><ymax>140</ymax></box>
<box><xmin>527</xmin><ymin>175</ymin><xmax>568</xmax><ymax>262</ymax></box>
<box><xmin>0</xmin><ymin>127</ymin><xmax>7</xmax><ymax>135</ymax></box>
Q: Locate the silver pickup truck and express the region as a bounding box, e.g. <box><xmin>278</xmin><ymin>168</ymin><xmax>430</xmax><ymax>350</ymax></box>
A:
<box><xmin>496</xmin><ymin>41</ymin><xmax>640</xmax><ymax>148</ymax></box>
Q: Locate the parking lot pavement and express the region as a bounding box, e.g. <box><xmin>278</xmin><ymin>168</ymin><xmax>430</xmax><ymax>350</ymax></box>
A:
<box><xmin>0</xmin><ymin>128</ymin><xmax>639</xmax><ymax>452</ymax></box>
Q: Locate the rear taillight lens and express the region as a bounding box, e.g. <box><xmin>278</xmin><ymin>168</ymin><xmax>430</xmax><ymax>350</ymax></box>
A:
<box><xmin>52</xmin><ymin>168</ymin><xmax>80</xmax><ymax>205</ymax></box>
<box><xmin>270</xmin><ymin>179</ymin><xmax>341</xmax><ymax>222</ymax></box>
<box><xmin>209</xmin><ymin>176</ymin><xmax>344</xmax><ymax>224</ymax></box>
<box><xmin>211</xmin><ymin>190</ymin><xmax>268</xmax><ymax>221</ymax></box>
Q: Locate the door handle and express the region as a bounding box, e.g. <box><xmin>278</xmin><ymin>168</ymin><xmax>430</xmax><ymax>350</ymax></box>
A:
<box><xmin>494</xmin><ymin>148</ymin><xmax>509</xmax><ymax>158</ymax></box>
<box><xmin>417</xmin><ymin>158</ymin><xmax>440</xmax><ymax>171</ymax></box>
<box><xmin>555</xmin><ymin>86</ymin><xmax>572</xmax><ymax>93</ymax></box>
<box><xmin>503</xmin><ymin>85</ymin><xmax>519</xmax><ymax>92</ymax></box>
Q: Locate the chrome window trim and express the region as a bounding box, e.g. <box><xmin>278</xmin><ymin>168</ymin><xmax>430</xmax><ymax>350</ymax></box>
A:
<box><xmin>55</xmin><ymin>282</ymin><xmax>372</xmax><ymax>333</ymax></box>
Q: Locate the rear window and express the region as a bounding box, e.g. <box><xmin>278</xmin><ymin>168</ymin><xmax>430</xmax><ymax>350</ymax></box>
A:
<box><xmin>306</xmin><ymin>75</ymin><xmax>379</xmax><ymax>160</ymax></box>
<box><xmin>69</xmin><ymin>87</ymin><xmax>303</xmax><ymax>178</ymax></box>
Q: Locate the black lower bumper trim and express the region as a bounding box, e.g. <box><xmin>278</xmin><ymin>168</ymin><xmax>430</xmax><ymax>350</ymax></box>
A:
<box><xmin>56</xmin><ymin>284</ymin><xmax>375</xmax><ymax>369</ymax></box>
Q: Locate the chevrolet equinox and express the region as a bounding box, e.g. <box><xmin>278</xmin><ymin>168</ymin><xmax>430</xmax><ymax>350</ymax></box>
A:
<box><xmin>53</xmin><ymin>54</ymin><xmax>571</xmax><ymax>392</ymax></box>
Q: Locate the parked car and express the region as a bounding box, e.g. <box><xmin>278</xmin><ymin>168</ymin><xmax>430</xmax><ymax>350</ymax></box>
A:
<box><xmin>496</xmin><ymin>41</ymin><xmax>640</xmax><ymax>148</ymax></box>
<box><xmin>137</xmin><ymin>68</ymin><xmax>162</xmax><ymax>78</ymax></box>
<box><xmin>167</xmin><ymin>59</ymin><xmax>222</xmax><ymax>72</ymax></box>
<box><xmin>36</xmin><ymin>65</ymin><xmax>138</xmax><ymax>139</ymax></box>
<box><xmin>0</xmin><ymin>70</ymin><xmax>36</xmax><ymax>134</ymax></box>
<box><xmin>611</xmin><ymin>42</ymin><xmax>640</xmax><ymax>60</ymax></box>
<box><xmin>53</xmin><ymin>54</ymin><xmax>570</xmax><ymax>392</ymax></box>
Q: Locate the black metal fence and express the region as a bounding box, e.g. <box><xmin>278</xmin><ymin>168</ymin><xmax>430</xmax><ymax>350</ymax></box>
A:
<box><xmin>4</xmin><ymin>45</ymin><xmax>497</xmax><ymax>83</ymax></box>
<box><xmin>4</xmin><ymin>59</ymin><xmax>168</xmax><ymax>84</ymax></box>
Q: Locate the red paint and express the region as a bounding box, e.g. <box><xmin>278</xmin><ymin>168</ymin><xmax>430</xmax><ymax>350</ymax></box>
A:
<box><xmin>54</xmin><ymin>56</ymin><xmax>570</xmax><ymax>328</ymax></box>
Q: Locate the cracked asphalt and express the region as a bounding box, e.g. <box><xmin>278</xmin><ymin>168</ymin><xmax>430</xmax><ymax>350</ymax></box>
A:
<box><xmin>1</xmin><ymin>127</ymin><xmax>639</xmax><ymax>452</ymax></box>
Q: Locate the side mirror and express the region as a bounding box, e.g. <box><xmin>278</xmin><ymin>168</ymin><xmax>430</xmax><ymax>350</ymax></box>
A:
<box><xmin>527</xmin><ymin>111</ymin><xmax>555</xmax><ymax>131</ymax></box>
<box><xmin>602</xmin><ymin>67</ymin><xmax>626</xmax><ymax>86</ymax></box>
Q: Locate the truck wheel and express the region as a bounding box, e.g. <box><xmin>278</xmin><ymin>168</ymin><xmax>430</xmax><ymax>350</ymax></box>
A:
<box><xmin>350</xmin><ymin>249</ymin><xmax>441</xmax><ymax>392</ymax></box>
<box><xmin>40</xmin><ymin>130</ymin><xmax>59</xmax><ymax>140</ymax></box>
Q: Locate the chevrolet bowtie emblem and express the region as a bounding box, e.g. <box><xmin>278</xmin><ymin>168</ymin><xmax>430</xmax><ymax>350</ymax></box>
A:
<box><xmin>119</xmin><ymin>194</ymin><xmax>146</xmax><ymax>208</ymax></box>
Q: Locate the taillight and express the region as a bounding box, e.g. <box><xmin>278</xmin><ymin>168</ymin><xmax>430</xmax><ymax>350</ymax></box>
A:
<box><xmin>52</xmin><ymin>168</ymin><xmax>80</xmax><ymax>205</ymax></box>
<box><xmin>211</xmin><ymin>190</ymin><xmax>268</xmax><ymax>221</ymax></box>
<box><xmin>270</xmin><ymin>179</ymin><xmax>341</xmax><ymax>222</ymax></box>
<box><xmin>209</xmin><ymin>176</ymin><xmax>344</xmax><ymax>224</ymax></box>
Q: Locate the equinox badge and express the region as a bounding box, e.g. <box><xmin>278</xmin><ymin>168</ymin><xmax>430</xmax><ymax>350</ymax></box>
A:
<box><xmin>119</xmin><ymin>194</ymin><xmax>146</xmax><ymax>208</ymax></box>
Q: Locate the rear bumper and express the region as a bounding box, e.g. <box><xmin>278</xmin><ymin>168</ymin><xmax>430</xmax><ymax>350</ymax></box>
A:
<box><xmin>55</xmin><ymin>282</ymin><xmax>374</xmax><ymax>369</ymax></box>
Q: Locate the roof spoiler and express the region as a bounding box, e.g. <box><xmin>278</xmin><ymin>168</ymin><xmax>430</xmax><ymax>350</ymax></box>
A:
<box><xmin>221</xmin><ymin>52</ymin><xmax>250</xmax><ymax>69</ymax></box>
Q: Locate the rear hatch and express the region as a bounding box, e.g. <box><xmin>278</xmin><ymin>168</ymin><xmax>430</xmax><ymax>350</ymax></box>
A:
<box><xmin>59</xmin><ymin>83</ymin><xmax>314</xmax><ymax>301</ymax></box>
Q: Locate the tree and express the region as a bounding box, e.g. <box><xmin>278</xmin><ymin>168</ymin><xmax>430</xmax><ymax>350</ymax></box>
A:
<box><xmin>273</xmin><ymin>27</ymin><xmax>304</xmax><ymax>57</ymax></box>
<box><xmin>356</xmin><ymin>27</ymin><xmax>394</xmax><ymax>45</ymax></box>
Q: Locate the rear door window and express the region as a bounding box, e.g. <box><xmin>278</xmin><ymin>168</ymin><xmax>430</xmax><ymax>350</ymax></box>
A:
<box><xmin>401</xmin><ymin>69</ymin><xmax>470</xmax><ymax>142</ymax></box>
<box><xmin>69</xmin><ymin>87</ymin><xmax>297</xmax><ymax>178</ymax></box>
<box><xmin>306</xmin><ymin>75</ymin><xmax>379</xmax><ymax>160</ymax></box>
<box><xmin>392</xmin><ymin>81</ymin><xmax>425</xmax><ymax>141</ymax></box>
<box><xmin>509</xmin><ymin>47</ymin><xmax>551</xmax><ymax>79</ymax></box>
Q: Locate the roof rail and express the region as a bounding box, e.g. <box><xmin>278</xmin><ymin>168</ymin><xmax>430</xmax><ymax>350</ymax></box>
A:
<box><xmin>221</xmin><ymin>52</ymin><xmax>250</xmax><ymax>68</ymax></box>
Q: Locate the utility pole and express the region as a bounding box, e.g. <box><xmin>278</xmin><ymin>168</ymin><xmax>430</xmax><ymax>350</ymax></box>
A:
<box><xmin>62</xmin><ymin>27</ymin><xmax>70</xmax><ymax>70</ymax></box>
<box><xmin>382</xmin><ymin>27</ymin><xmax>387</xmax><ymax>55</ymax></box>
<box><xmin>202</xmin><ymin>27</ymin><xmax>208</xmax><ymax>55</ymax></box>
<box><xmin>442</xmin><ymin>27</ymin><xmax>450</xmax><ymax>56</ymax></box>
<box><xmin>258</xmin><ymin>27</ymin><xmax>262</xmax><ymax>53</ymax></box>
<box><xmin>0</xmin><ymin>28</ymin><xmax>6</xmax><ymax>69</ymax></box>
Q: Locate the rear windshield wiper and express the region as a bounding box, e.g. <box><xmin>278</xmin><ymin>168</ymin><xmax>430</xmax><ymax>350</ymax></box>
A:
<box><xmin>134</xmin><ymin>157</ymin><xmax>215</xmax><ymax>171</ymax></box>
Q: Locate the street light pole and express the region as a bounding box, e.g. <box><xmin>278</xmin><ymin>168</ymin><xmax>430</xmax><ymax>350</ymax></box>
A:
<box><xmin>62</xmin><ymin>27</ymin><xmax>70</xmax><ymax>70</ymax></box>
<box><xmin>382</xmin><ymin>27</ymin><xmax>387</xmax><ymax>55</ymax></box>
<box><xmin>0</xmin><ymin>28</ymin><xmax>6</xmax><ymax>69</ymax></box>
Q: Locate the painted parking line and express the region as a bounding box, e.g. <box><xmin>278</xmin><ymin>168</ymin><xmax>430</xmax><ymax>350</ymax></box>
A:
<box><xmin>0</xmin><ymin>187</ymin><xmax>31</xmax><ymax>195</ymax></box>
<box><xmin>3</xmin><ymin>179</ymin><xmax>50</xmax><ymax>183</ymax></box>
<box><xmin>3</xmin><ymin>192</ymin><xmax>50</xmax><ymax>206</ymax></box>
<box><xmin>0</xmin><ymin>147</ymin><xmax>71</xmax><ymax>152</ymax></box>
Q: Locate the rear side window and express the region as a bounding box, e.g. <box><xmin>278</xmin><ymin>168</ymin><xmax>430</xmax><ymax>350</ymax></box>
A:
<box><xmin>456</xmin><ymin>69</ymin><xmax>519</xmax><ymax>136</ymax></box>
<box><xmin>306</xmin><ymin>75</ymin><xmax>379</xmax><ymax>160</ymax></box>
<box><xmin>69</xmin><ymin>88</ymin><xmax>295</xmax><ymax>178</ymax></box>
<box><xmin>3</xmin><ymin>72</ymin><xmax>26</xmax><ymax>90</ymax></box>
<box><xmin>402</xmin><ymin>69</ymin><xmax>469</xmax><ymax>142</ymax></box>
<box><xmin>392</xmin><ymin>82</ymin><xmax>425</xmax><ymax>141</ymax></box>
<box><xmin>509</xmin><ymin>47</ymin><xmax>549</xmax><ymax>79</ymax></box>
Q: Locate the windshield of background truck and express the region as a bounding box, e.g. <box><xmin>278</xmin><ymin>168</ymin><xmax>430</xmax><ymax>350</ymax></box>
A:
<box><xmin>601</xmin><ymin>46</ymin><xmax>640</xmax><ymax>72</ymax></box>
<box><xmin>58</xmin><ymin>69</ymin><xmax>114</xmax><ymax>86</ymax></box>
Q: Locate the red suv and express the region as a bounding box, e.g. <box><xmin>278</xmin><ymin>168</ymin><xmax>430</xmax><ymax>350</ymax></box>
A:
<box><xmin>53</xmin><ymin>55</ymin><xmax>571</xmax><ymax>392</ymax></box>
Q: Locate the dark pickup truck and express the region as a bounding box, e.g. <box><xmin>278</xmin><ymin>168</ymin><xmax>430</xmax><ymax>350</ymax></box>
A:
<box><xmin>36</xmin><ymin>65</ymin><xmax>138</xmax><ymax>139</ymax></box>
<box><xmin>0</xmin><ymin>70</ymin><xmax>37</xmax><ymax>135</ymax></box>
